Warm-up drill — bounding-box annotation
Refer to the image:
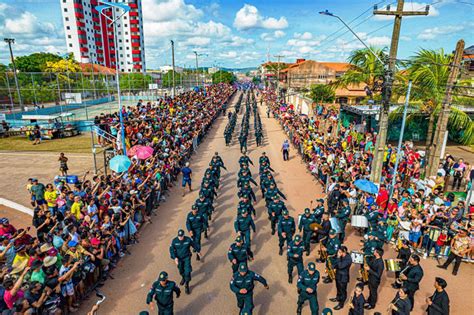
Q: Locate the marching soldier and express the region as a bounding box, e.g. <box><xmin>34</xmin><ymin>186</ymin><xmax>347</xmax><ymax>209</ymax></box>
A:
<box><xmin>186</xmin><ymin>206</ymin><xmax>208</xmax><ymax>248</ymax></box>
<box><xmin>228</xmin><ymin>236</ymin><xmax>254</xmax><ymax>273</ymax></box>
<box><xmin>239</xmin><ymin>182</ymin><xmax>256</xmax><ymax>203</ymax></box>
<box><xmin>146</xmin><ymin>271</ymin><xmax>181</xmax><ymax>315</ymax></box>
<box><xmin>312</xmin><ymin>199</ymin><xmax>325</xmax><ymax>224</ymax></box>
<box><xmin>230</xmin><ymin>263</ymin><xmax>269</xmax><ymax>315</ymax></box>
<box><xmin>237</xmin><ymin>195</ymin><xmax>256</xmax><ymax>217</ymax></box>
<box><xmin>278</xmin><ymin>210</ymin><xmax>296</xmax><ymax>256</ymax></box>
<box><xmin>298</xmin><ymin>208</ymin><xmax>316</xmax><ymax>256</ymax></box>
<box><xmin>169</xmin><ymin>229</ymin><xmax>200</xmax><ymax>294</ymax></box>
<box><xmin>296</xmin><ymin>262</ymin><xmax>320</xmax><ymax>315</ymax></box>
<box><xmin>364</xmin><ymin>248</ymin><xmax>384</xmax><ymax>310</ymax></box>
<box><xmin>331</xmin><ymin>246</ymin><xmax>352</xmax><ymax>310</ymax></box>
<box><xmin>259</xmin><ymin>152</ymin><xmax>270</xmax><ymax>167</ymax></box>
<box><xmin>268</xmin><ymin>196</ymin><xmax>286</xmax><ymax>235</ymax></box>
<box><xmin>322</xmin><ymin>229</ymin><xmax>341</xmax><ymax>284</ymax></box>
<box><xmin>239</xmin><ymin>152</ymin><xmax>254</xmax><ymax>167</ymax></box>
<box><xmin>234</xmin><ymin>209</ymin><xmax>256</xmax><ymax>248</ymax></box>
<box><xmin>287</xmin><ymin>234</ymin><xmax>305</xmax><ymax>283</ymax></box>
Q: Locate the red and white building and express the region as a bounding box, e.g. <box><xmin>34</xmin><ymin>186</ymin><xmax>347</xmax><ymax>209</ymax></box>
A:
<box><xmin>60</xmin><ymin>0</ymin><xmax>146</xmax><ymax>73</ymax></box>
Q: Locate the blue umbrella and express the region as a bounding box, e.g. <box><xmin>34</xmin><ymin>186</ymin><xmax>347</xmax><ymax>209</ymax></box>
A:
<box><xmin>354</xmin><ymin>179</ymin><xmax>378</xmax><ymax>194</ymax></box>
<box><xmin>109</xmin><ymin>155</ymin><xmax>131</xmax><ymax>173</ymax></box>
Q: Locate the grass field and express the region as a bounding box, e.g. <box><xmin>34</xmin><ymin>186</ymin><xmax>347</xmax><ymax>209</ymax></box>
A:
<box><xmin>0</xmin><ymin>134</ymin><xmax>92</xmax><ymax>153</ymax></box>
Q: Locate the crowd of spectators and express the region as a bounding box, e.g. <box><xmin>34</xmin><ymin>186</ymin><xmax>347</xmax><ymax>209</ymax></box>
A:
<box><xmin>0</xmin><ymin>84</ymin><xmax>235</xmax><ymax>314</ymax></box>
<box><xmin>263</xmin><ymin>89</ymin><xmax>473</xmax><ymax>271</ymax></box>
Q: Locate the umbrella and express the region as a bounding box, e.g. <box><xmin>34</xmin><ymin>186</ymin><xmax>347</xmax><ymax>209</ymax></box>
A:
<box><xmin>135</xmin><ymin>146</ymin><xmax>154</xmax><ymax>160</ymax></box>
<box><xmin>109</xmin><ymin>155</ymin><xmax>131</xmax><ymax>173</ymax></box>
<box><xmin>127</xmin><ymin>145</ymin><xmax>144</xmax><ymax>157</ymax></box>
<box><xmin>354</xmin><ymin>179</ymin><xmax>378</xmax><ymax>194</ymax></box>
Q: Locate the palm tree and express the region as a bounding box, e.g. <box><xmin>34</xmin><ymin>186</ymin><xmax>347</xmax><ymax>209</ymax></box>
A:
<box><xmin>390</xmin><ymin>48</ymin><xmax>473</xmax><ymax>145</ymax></box>
<box><xmin>335</xmin><ymin>47</ymin><xmax>387</xmax><ymax>94</ymax></box>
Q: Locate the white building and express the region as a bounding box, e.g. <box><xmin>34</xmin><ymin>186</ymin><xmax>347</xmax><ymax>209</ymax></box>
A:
<box><xmin>60</xmin><ymin>0</ymin><xmax>146</xmax><ymax>73</ymax></box>
<box><xmin>159</xmin><ymin>65</ymin><xmax>184</xmax><ymax>73</ymax></box>
<box><xmin>208</xmin><ymin>67</ymin><xmax>220</xmax><ymax>74</ymax></box>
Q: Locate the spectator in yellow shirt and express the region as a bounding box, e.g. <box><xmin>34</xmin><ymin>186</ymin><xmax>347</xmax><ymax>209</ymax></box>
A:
<box><xmin>71</xmin><ymin>196</ymin><xmax>83</xmax><ymax>220</ymax></box>
<box><xmin>44</xmin><ymin>184</ymin><xmax>58</xmax><ymax>216</ymax></box>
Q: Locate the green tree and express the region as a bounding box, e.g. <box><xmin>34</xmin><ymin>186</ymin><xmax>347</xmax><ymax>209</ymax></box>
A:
<box><xmin>119</xmin><ymin>73</ymin><xmax>153</xmax><ymax>94</ymax></box>
<box><xmin>161</xmin><ymin>70</ymin><xmax>182</xmax><ymax>88</ymax></box>
<box><xmin>212</xmin><ymin>70</ymin><xmax>235</xmax><ymax>84</ymax></box>
<box><xmin>14</xmin><ymin>53</ymin><xmax>62</xmax><ymax>72</ymax></box>
<box><xmin>390</xmin><ymin>48</ymin><xmax>473</xmax><ymax>145</ymax></box>
<box><xmin>309</xmin><ymin>84</ymin><xmax>336</xmax><ymax>103</ymax></box>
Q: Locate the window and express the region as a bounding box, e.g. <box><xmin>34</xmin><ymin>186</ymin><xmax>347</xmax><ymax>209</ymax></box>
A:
<box><xmin>66</xmin><ymin>26</ymin><xmax>70</xmax><ymax>30</ymax></box>
<box><xmin>125</xmin><ymin>32</ymin><xmax>128</xmax><ymax>35</ymax></box>
<box><xmin>64</xmin><ymin>8</ymin><xmax>68</xmax><ymax>12</ymax></box>
<box><xmin>68</xmin><ymin>35</ymin><xmax>72</xmax><ymax>38</ymax></box>
<box><xmin>124</xmin><ymin>24</ymin><xmax>128</xmax><ymax>27</ymax></box>
<box><xmin>125</xmin><ymin>39</ymin><xmax>129</xmax><ymax>42</ymax></box>
<box><xmin>65</xmin><ymin>17</ymin><xmax>69</xmax><ymax>21</ymax></box>
<box><xmin>126</xmin><ymin>47</ymin><xmax>129</xmax><ymax>50</ymax></box>
<box><xmin>69</xmin><ymin>43</ymin><xmax>73</xmax><ymax>47</ymax></box>
<box><xmin>127</xmin><ymin>54</ymin><xmax>130</xmax><ymax>57</ymax></box>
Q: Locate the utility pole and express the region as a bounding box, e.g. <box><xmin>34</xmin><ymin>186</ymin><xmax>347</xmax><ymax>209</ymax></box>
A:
<box><xmin>4</xmin><ymin>38</ymin><xmax>22</xmax><ymax>109</ymax></box>
<box><xmin>274</xmin><ymin>54</ymin><xmax>284</xmax><ymax>96</ymax></box>
<box><xmin>193</xmin><ymin>51</ymin><xmax>199</xmax><ymax>87</ymax></box>
<box><xmin>425</xmin><ymin>39</ymin><xmax>465</xmax><ymax>177</ymax></box>
<box><xmin>371</xmin><ymin>0</ymin><xmax>429</xmax><ymax>184</ymax></box>
<box><xmin>170</xmin><ymin>40</ymin><xmax>176</xmax><ymax>97</ymax></box>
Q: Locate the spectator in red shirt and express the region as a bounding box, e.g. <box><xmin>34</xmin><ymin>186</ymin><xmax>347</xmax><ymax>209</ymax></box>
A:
<box><xmin>376</xmin><ymin>184</ymin><xmax>389</xmax><ymax>213</ymax></box>
<box><xmin>0</xmin><ymin>218</ymin><xmax>17</xmax><ymax>239</ymax></box>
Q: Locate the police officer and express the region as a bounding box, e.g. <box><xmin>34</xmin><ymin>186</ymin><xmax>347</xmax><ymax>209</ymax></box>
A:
<box><xmin>298</xmin><ymin>208</ymin><xmax>316</xmax><ymax>256</ymax></box>
<box><xmin>278</xmin><ymin>209</ymin><xmax>296</xmax><ymax>255</ymax></box>
<box><xmin>268</xmin><ymin>195</ymin><xmax>286</xmax><ymax>235</ymax></box>
<box><xmin>312</xmin><ymin>199</ymin><xmax>325</xmax><ymax>224</ymax></box>
<box><xmin>264</xmin><ymin>182</ymin><xmax>286</xmax><ymax>206</ymax></box>
<box><xmin>169</xmin><ymin>229</ymin><xmax>200</xmax><ymax>294</ymax></box>
<box><xmin>234</xmin><ymin>209</ymin><xmax>256</xmax><ymax>248</ymax></box>
<box><xmin>331</xmin><ymin>246</ymin><xmax>353</xmax><ymax>310</ymax></box>
<box><xmin>186</xmin><ymin>206</ymin><xmax>208</xmax><ymax>249</ymax></box>
<box><xmin>288</xmin><ymin>234</ymin><xmax>305</xmax><ymax>283</ymax></box>
<box><xmin>228</xmin><ymin>236</ymin><xmax>254</xmax><ymax>273</ymax></box>
<box><xmin>146</xmin><ymin>271</ymin><xmax>181</xmax><ymax>315</ymax></box>
<box><xmin>230</xmin><ymin>263</ymin><xmax>269</xmax><ymax>315</ymax></box>
<box><xmin>364</xmin><ymin>248</ymin><xmax>384</xmax><ymax>310</ymax></box>
<box><xmin>296</xmin><ymin>262</ymin><xmax>320</xmax><ymax>315</ymax></box>
<box><xmin>336</xmin><ymin>199</ymin><xmax>351</xmax><ymax>242</ymax></box>
<box><xmin>239</xmin><ymin>182</ymin><xmax>256</xmax><ymax>203</ymax></box>
<box><xmin>322</xmin><ymin>229</ymin><xmax>341</xmax><ymax>284</ymax></box>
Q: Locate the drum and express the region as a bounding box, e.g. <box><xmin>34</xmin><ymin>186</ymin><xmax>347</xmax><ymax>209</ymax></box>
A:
<box><xmin>428</xmin><ymin>227</ymin><xmax>441</xmax><ymax>242</ymax></box>
<box><xmin>351</xmin><ymin>215</ymin><xmax>368</xmax><ymax>228</ymax></box>
<box><xmin>441</xmin><ymin>246</ymin><xmax>451</xmax><ymax>257</ymax></box>
<box><xmin>330</xmin><ymin>217</ymin><xmax>341</xmax><ymax>234</ymax></box>
<box><xmin>350</xmin><ymin>251</ymin><xmax>364</xmax><ymax>264</ymax></box>
<box><xmin>385</xmin><ymin>259</ymin><xmax>401</xmax><ymax>272</ymax></box>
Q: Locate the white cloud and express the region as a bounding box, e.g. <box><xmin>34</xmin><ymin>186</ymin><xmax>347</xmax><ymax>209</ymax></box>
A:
<box><xmin>366</xmin><ymin>36</ymin><xmax>391</xmax><ymax>46</ymax></box>
<box><xmin>274</xmin><ymin>30</ymin><xmax>285</xmax><ymax>38</ymax></box>
<box><xmin>142</xmin><ymin>0</ymin><xmax>202</xmax><ymax>22</ymax></box>
<box><xmin>183</xmin><ymin>37</ymin><xmax>211</xmax><ymax>46</ymax></box>
<box><xmin>294</xmin><ymin>32</ymin><xmax>313</xmax><ymax>40</ymax></box>
<box><xmin>260</xmin><ymin>31</ymin><xmax>286</xmax><ymax>41</ymax></box>
<box><xmin>233</xmin><ymin>4</ymin><xmax>288</xmax><ymax>30</ymax></box>
<box><xmin>417</xmin><ymin>25</ymin><xmax>465</xmax><ymax>40</ymax></box>
<box><xmin>219</xmin><ymin>51</ymin><xmax>238</xmax><ymax>59</ymax></box>
<box><xmin>373</xmin><ymin>2</ymin><xmax>438</xmax><ymax>20</ymax></box>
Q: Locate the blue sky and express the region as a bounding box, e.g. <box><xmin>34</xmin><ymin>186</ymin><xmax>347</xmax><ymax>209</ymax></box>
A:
<box><xmin>0</xmin><ymin>0</ymin><xmax>472</xmax><ymax>69</ymax></box>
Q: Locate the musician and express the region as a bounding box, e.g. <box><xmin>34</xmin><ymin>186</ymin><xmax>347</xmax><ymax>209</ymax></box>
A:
<box><xmin>437</xmin><ymin>228</ymin><xmax>471</xmax><ymax>276</ymax></box>
<box><xmin>387</xmin><ymin>287</ymin><xmax>412</xmax><ymax>315</ymax></box>
<box><xmin>392</xmin><ymin>240</ymin><xmax>411</xmax><ymax>289</ymax></box>
<box><xmin>296</xmin><ymin>262</ymin><xmax>320</xmax><ymax>315</ymax></box>
<box><xmin>298</xmin><ymin>208</ymin><xmax>317</xmax><ymax>256</ymax></box>
<box><xmin>400</xmin><ymin>254</ymin><xmax>424</xmax><ymax>311</ymax></box>
<box><xmin>361</xmin><ymin>231</ymin><xmax>380</xmax><ymax>256</ymax></box>
<box><xmin>316</xmin><ymin>212</ymin><xmax>331</xmax><ymax>244</ymax></box>
<box><xmin>349</xmin><ymin>283</ymin><xmax>365</xmax><ymax>315</ymax></box>
<box><xmin>322</xmin><ymin>229</ymin><xmax>340</xmax><ymax>284</ymax></box>
<box><xmin>330</xmin><ymin>246</ymin><xmax>352</xmax><ymax>310</ymax></box>
<box><xmin>426</xmin><ymin>277</ymin><xmax>450</xmax><ymax>315</ymax></box>
<box><xmin>313</xmin><ymin>198</ymin><xmax>325</xmax><ymax>224</ymax></box>
<box><xmin>364</xmin><ymin>248</ymin><xmax>384</xmax><ymax>310</ymax></box>
<box><xmin>336</xmin><ymin>200</ymin><xmax>351</xmax><ymax>242</ymax></box>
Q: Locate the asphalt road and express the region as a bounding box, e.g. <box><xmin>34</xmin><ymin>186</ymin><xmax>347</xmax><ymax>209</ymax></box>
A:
<box><xmin>79</xmin><ymin>91</ymin><xmax>473</xmax><ymax>315</ymax></box>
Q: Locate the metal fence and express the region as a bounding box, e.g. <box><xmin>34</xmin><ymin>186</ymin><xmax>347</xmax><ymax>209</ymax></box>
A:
<box><xmin>0</xmin><ymin>71</ymin><xmax>212</xmax><ymax>114</ymax></box>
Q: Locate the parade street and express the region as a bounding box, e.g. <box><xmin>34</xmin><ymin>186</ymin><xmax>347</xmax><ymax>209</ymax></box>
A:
<box><xmin>78</xmin><ymin>92</ymin><xmax>472</xmax><ymax>315</ymax></box>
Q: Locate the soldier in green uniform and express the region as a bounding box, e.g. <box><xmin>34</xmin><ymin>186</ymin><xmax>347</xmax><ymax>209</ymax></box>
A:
<box><xmin>278</xmin><ymin>209</ymin><xmax>296</xmax><ymax>256</ymax></box>
<box><xmin>210</xmin><ymin>152</ymin><xmax>227</xmax><ymax>179</ymax></box>
<box><xmin>336</xmin><ymin>199</ymin><xmax>351</xmax><ymax>242</ymax></box>
<box><xmin>268</xmin><ymin>195</ymin><xmax>287</xmax><ymax>234</ymax></box>
<box><xmin>230</xmin><ymin>263</ymin><xmax>269</xmax><ymax>315</ymax></box>
<box><xmin>169</xmin><ymin>229</ymin><xmax>200</xmax><ymax>294</ymax></box>
<box><xmin>264</xmin><ymin>182</ymin><xmax>286</xmax><ymax>207</ymax></box>
<box><xmin>228</xmin><ymin>236</ymin><xmax>254</xmax><ymax>273</ymax></box>
<box><xmin>194</xmin><ymin>195</ymin><xmax>211</xmax><ymax>224</ymax></box>
<box><xmin>259</xmin><ymin>152</ymin><xmax>270</xmax><ymax>167</ymax></box>
<box><xmin>146</xmin><ymin>271</ymin><xmax>181</xmax><ymax>315</ymax></box>
<box><xmin>237</xmin><ymin>170</ymin><xmax>257</xmax><ymax>189</ymax></box>
<box><xmin>239</xmin><ymin>153</ymin><xmax>254</xmax><ymax>167</ymax></box>
<box><xmin>238</xmin><ymin>163</ymin><xmax>253</xmax><ymax>178</ymax></box>
<box><xmin>296</xmin><ymin>262</ymin><xmax>320</xmax><ymax>315</ymax></box>
<box><xmin>186</xmin><ymin>206</ymin><xmax>208</xmax><ymax>247</ymax></box>
<box><xmin>287</xmin><ymin>234</ymin><xmax>305</xmax><ymax>283</ymax></box>
<box><xmin>298</xmin><ymin>208</ymin><xmax>316</xmax><ymax>256</ymax></box>
<box><xmin>234</xmin><ymin>209</ymin><xmax>256</xmax><ymax>248</ymax></box>
<box><xmin>239</xmin><ymin>182</ymin><xmax>256</xmax><ymax>203</ymax></box>
<box><xmin>322</xmin><ymin>229</ymin><xmax>341</xmax><ymax>284</ymax></box>
<box><xmin>312</xmin><ymin>199</ymin><xmax>325</xmax><ymax>224</ymax></box>
<box><xmin>237</xmin><ymin>195</ymin><xmax>256</xmax><ymax>217</ymax></box>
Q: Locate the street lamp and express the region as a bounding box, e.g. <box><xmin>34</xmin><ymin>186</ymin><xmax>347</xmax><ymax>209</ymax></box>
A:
<box><xmin>4</xmin><ymin>38</ymin><xmax>23</xmax><ymax>109</ymax></box>
<box><xmin>318</xmin><ymin>10</ymin><xmax>385</xmax><ymax>66</ymax></box>
<box><xmin>96</xmin><ymin>1</ymin><xmax>129</xmax><ymax>155</ymax></box>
